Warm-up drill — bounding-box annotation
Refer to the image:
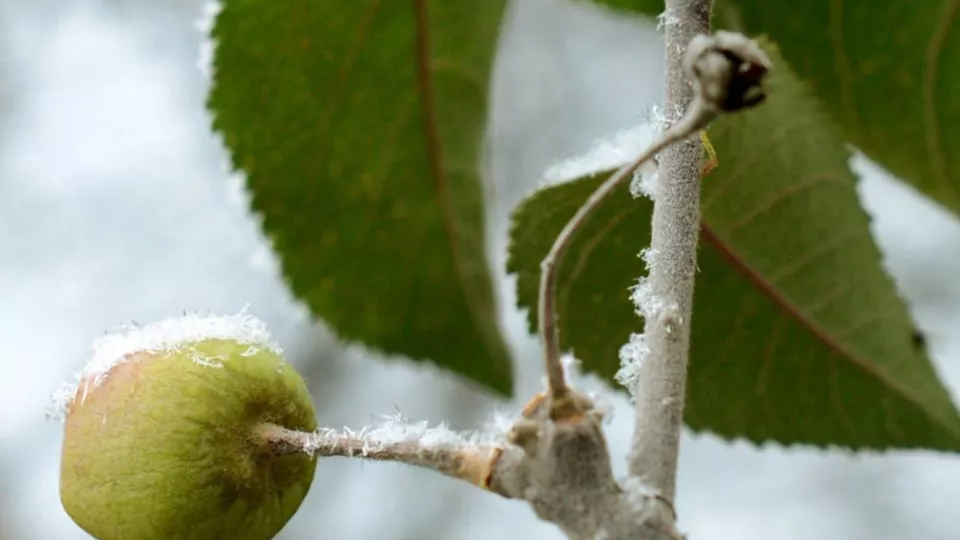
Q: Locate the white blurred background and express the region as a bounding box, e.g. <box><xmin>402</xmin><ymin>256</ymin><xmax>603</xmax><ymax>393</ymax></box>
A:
<box><xmin>2</xmin><ymin>0</ymin><xmax>960</xmax><ymax>538</ymax></box>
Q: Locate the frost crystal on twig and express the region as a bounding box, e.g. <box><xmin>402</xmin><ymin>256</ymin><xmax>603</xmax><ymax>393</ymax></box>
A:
<box><xmin>616</xmin><ymin>333</ymin><xmax>650</xmax><ymax>396</ymax></box>
<box><xmin>301</xmin><ymin>413</ymin><xmax>488</xmax><ymax>457</ymax></box>
<box><xmin>620</xmin><ymin>476</ymin><xmax>659</xmax><ymax>518</ymax></box>
<box><xmin>656</xmin><ymin>10</ymin><xmax>680</xmax><ymax>31</ymax></box>
<box><xmin>630</xmin><ymin>167</ymin><xmax>658</xmax><ymax>200</ymax></box>
<box><xmin>629</xmin><ymin>246</ymin><xmax>675</xmax><ymax>321</ymax></box>
<box><xmin>627</xmin><ymin>105</ymin><xmax>681</xmax><ymax>200</ymax></box>
<box><xmin>640</xmin><ymin>247</ymin><xmax>660</xmax><ymax>270</ymax></box>
<box><xmin>617</xmin><ymin>247</ymin><xmax>669</xmax><ymax>397</ymax></box>
<box><xmin>258</xmin><ymin>413</ymin><xmax>503</xmax><ymax>489</ymax></box>
<box><xmin>483</xmin><ymin>409</ymin><xmax>523</xmax><ymax>443</ymax></box>
<box><xmin>648</xmin><ymin>103</ymin><xmax>684</xmax><ymax>134</ymax></box>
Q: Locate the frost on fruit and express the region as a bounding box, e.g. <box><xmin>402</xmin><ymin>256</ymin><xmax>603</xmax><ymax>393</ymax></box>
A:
<box><xmin>55</xmin><ymin>312</ymin><xmax>317</xmax><ymax>540</ymax></box>
<box><xmin>51</xmin><ymin>311</ymin><xmax>281</xmax><ymax>419</ymax></box>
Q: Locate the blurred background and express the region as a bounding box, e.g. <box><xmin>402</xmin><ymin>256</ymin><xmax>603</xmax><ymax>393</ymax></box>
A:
<box><xmin>2</xmin><ymin>0</ymin><xmax>960</xmax><ymax>538</ymax></box>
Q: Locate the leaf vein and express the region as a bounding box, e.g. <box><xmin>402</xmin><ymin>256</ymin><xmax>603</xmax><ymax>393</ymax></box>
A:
<box><xmin>413</xmin><ymin>0</ymin><xmax>499</xmax><ymax>362</ymax></box>
<box><xmin>835</xmin><ymin>310</ymin><xmax>899</xmax><ymax>341</ymax></box>
<box><xmin>769</xmin><ymin>228</ymin><xmax>863</xmax><ymax>284</ymax></box>
<box><xmin>723</xmin><ymin>172</ymin><xmax>848</xmax><ymax>235</ymax></box>
<box><xmin>700</xmin><ymin>226</ymin><xmax>960</xmax><ymax>439</ymax></box>
<box><xmin>923</xmin><ymin>0</ymin><xmax>960</xmax><ymax>207</ymax></box>
<box><xmin>316</xmin><ymin>0</ymin><xmax>384</xmax><ymax>140</ymax></box>
<box><xmin>882</xmin><ymin>394</ymin><xmax>905</xmax><ymax>442</ymax></box>
<box><xmin>702</xmin><ymin>117</ymin><xmax>818</xmax><ymax>212</ymax></box>
<box><xmin>756</xmin><ymin>313</ymin><xmax>786</xmax><ymax>436</ymax></box>
<box><xmin>829</xmin><ymin>0</ymin><xmax>861</xmax><ymax>132</ymax></box>
<box><xmin>828</xmin><ymin>352</ymin><xmax>861</xmax><ymax>440</ymax></box>
<box><xmin>805</xmin><ymin>281</ymin><xmax>854</xmax><ymax>318</ymax></box>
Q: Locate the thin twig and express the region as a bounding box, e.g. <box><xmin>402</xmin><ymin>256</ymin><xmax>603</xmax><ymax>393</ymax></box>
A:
<box><xmin>254</xmin><ymin>26</ymin><xmax>771</xmax><ymax>539</ymax></box>
<box><xmin>629</xmin><ymin>9</ymin><xmax>773</xmax><ymax>512</ymax></box>
<box><xmin>253</xmin><ymin>422</ymin><xmax>502</xmax><ymax>489</ymax></box>
<box><xmin>538</xmin><ymin>100</ymin><xmax>711</xmax><ymax>418</ymax></box>
<box><xmin>534</xmin><ymin>17</ymin><xmax>770</xmax><ymax>536</ymax></box>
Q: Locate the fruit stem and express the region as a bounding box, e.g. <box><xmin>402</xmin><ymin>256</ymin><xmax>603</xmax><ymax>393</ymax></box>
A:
<box><xmin>253</xmin><ymin>422</ymin><xmax>501</xmax><ymax>489</ymax></box>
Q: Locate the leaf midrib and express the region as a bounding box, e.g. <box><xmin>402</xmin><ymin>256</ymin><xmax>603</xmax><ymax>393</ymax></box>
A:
<box><xmin>923</xmin><ymin>0</ymin><xmax>960</xmax><ymax>208</ymax></box>
<box><xmin>700</xmin><ymin>223</ymin><xmax>960</xmax><ymax>440</ymax></box>
<box><xmin>412</xmin><ymin>0</ymin><xmax>499</xmax><ymax>361</ymax></box>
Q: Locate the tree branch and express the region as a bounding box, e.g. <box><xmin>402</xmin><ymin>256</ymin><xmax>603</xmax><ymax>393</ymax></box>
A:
<box><xmin>627</xmin><ymin>0</ymin><xmax>715</xmax><ymax>503</ymax></box>
<box><xmin>254</xmin><ymin>29</ymin><xmax>770</xmax><ymax>540</ymax></box>
<box><xmin>538</xmin><ymin>107</ymin><xmax>709</xmax><ymax>418</ymax></box>
<box><xmin>629</xmin><ymin>14</ymin><xmax>773</xmax><ymax>510</ymax></box>
<box><xmin>253</xmin><ymin>417</ymin><xmax>502</xmax><ymax>489</ymax></box>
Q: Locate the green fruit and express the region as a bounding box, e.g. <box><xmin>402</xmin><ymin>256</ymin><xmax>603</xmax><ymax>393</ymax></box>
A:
<box><xmin>58</xmin><ymin>315</ymin><xmax>317</xmax><ymax>540</ymax></box>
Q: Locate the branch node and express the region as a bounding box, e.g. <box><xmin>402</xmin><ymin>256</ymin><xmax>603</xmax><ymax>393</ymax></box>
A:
<box><xmin>507</xmin><ymin>419</ymin><xmax>541</xmax><ymax>456</ymax></box>
<box><xmin>489</xmin><ymin>389</ymin><xmax>623</xmax><ymax>538</ymax></box>
<box><xmin>685</xmin><ymin>30</ymin><xmax>772</xmax><ymax>114</ymax></box>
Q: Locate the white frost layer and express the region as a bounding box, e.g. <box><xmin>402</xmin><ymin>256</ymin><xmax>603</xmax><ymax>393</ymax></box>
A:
<box><xmin>49</xmin><ymin>311</ymin><xmax>281</xmax><ymax>421</ymax></box>
<box><xmin>619</xmin><ymin>476</ymin><xmax>661</xmax><ymax>524</ymax></box>
<box><xmin>617</xmin><ymin>247</ymin><xmax>670</xmax><ymax>397</ymax></box>
<box><xmin>629</xmin><ymin>248</ymin><xmax>675</xmax><ymax>321</ymax></box>
<box><xmin>541</xmin><ymin>122</ymin><xmax>659</xmax><ymax>188</ymax></box>
<box><xmin>195</xmin><ymin>1</ymin><xmax>223</xmax><ymax>80</ymax></box>
<box><xmin>656</xmin><ymin>10</ymin><xmax>680</xmax><ymax>31</ymax></box>
<box><xmin>304</xmin><ymin>413</ymin><xmax>498</xmax><ymax>457</ymax></box>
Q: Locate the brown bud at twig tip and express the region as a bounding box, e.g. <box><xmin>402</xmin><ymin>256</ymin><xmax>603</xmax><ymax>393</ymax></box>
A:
<box><xmin>684</xmin><ymin>31</ymin><xmax>772</xmax><ymax>112</ymax></box>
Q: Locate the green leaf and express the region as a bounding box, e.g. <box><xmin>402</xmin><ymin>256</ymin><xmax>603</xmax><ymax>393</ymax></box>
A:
<box><xmin>208</xmin><ymin>0</ymin><xmax>513</xmax><ymax>395</ymax></box>
<box><xmin>588</xmin><ymin>0</ymin><xmax>960</xmax><ymax>216</ymax></box>
<box><xmin>726</xmin><ymin>0</ymin><xmax>960</xmax><ymax>215</ymax></box>
<box><xmin>507</xmin><ymin>43</ymin><xmax>960</xmax><ymax>450</ymax></box>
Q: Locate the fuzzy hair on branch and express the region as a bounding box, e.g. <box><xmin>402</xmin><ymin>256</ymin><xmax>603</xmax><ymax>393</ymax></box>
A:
<box><xmin>627</xmin><ymin>5</ymin><xmax>772</xmax><ymax>523</ymax></box>
<box><xmin>255</xmin><ymin>414</ymin><xmax>504</xmax><ymax>489</ymax></box>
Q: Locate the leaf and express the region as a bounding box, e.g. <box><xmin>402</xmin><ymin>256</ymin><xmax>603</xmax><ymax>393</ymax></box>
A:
<box><xmin>587</xmin><ymin>0</ymin><xmax>663</xmax><ymax>18</ymax></box>
<box><xmin>727</xmin><ymin>0</ymin><xmax>960</xmax><ymax>215</ymax></box>
<box><xmin>208</xmin><ymin>0</ymin><xmax>513</xmax><ymax>394</ymax></box>
<box><xmin>589</xmin><ymin>0</ymin><xmax>960</xmax><ymax>215</ymax></box>
<box><xmin>507</xmin><ymin>43</ymin><xmax>960</xmax><ymax>450</ymax></box>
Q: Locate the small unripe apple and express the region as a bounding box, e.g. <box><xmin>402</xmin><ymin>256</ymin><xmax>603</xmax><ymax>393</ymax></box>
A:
<box><xmin>56</xmin><ymin>314</ymin><xmax>317</xmax><ymax>540</ymax></box>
